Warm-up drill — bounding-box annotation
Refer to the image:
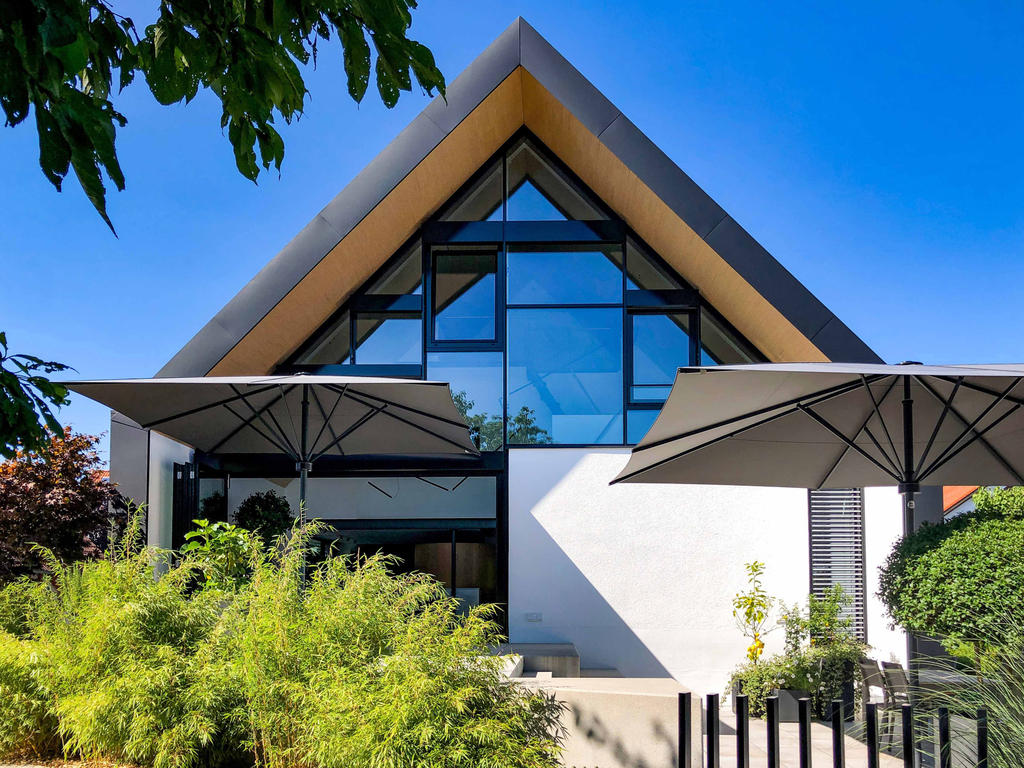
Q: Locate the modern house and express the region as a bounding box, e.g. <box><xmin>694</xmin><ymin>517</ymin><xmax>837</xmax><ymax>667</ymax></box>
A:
<box><xmin>110</xmin><ymin>18</ymin><xmax>911</xmax><ymax>694</ymax></box>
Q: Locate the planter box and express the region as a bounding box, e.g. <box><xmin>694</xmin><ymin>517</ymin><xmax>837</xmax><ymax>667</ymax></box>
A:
<box><xmin>771</xmin><ymin>688</ymin><xmax>810</xmax><ymax>722</ymax></box>
<box><xmin>731</xmin><ymin>680</ymin><xmax>744</xmax><ymax>714</ymax></box>
<box><xmin>840</xmin><ymin>680</ymin><xmax>856</xmax><ymax>722</ymax></box>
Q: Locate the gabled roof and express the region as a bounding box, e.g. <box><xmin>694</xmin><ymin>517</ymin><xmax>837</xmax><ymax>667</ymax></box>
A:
<box><xmin>159</xmin><ymin>18</ymin><xmax>880</xmax><ymax>377</ymax></box>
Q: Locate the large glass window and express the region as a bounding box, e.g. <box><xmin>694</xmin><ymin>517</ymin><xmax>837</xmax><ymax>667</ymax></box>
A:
<box><xmin>285</xmin><ymin>133</ymin><xmax>765</xmax><ymax>445</ymax></box>
<box><xmin>631</xmin><ymin>312</ymin><xmax>693</xmax><ymax>402</ymax></box>
<box><xmin>507</xmin><ymin>245</ymin><xmax>622</xmax><ymax>305</ymax></box>
<box><xmin>432</xmin><ymin>249</ymin><xmax>497</xmax><ymax>341</ymax></box>
<box><xmin>427</xmin><ymin>352</ymin><xmax>504</xmax><ymax>451</ymax></box>
<box><xmin>507</xmin><ymin>308</ymin><xmax>623</xmax><ymax>444</ymax></box>
<box><xmin>353</xmin><ymin>313</ymin><xmax>421</xmax><ymax>364</ymax></box>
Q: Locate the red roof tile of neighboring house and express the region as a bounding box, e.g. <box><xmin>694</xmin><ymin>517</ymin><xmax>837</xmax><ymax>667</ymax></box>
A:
<box><xmin>943</xmin><ymin>485</ymin><xmax>979</xmax><ymax>512</ymax></box>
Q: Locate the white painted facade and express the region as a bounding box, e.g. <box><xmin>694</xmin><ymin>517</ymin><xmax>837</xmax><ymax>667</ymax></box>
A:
<box><xmin>863</xmin><ymin>486</ymin><xmax>908</xmax><ymax>666</ymax></box>
<box><xmin>507</xmin><ymin>448</ymin><xmax>905</xmax><ymax>693</ymax></box>
<box><xmin>146</xmin><ymin>432</ymin><xmax>194</xmax><ymax>550</ymax></box>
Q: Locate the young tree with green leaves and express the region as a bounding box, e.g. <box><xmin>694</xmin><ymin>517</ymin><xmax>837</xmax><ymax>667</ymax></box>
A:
<box><xmin>1</xmin><ymin>0</ymin><xmax>446</xmax><ymax>232</ymax></box>
<box><xmin>732</xmin><ymin>560</ymin><xmax>774</xmax><ymax>664</ymax></box>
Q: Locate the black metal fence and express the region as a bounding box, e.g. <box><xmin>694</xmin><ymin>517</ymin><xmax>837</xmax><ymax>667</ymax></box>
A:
<box><xmin>678</xmin><ymin>692</ymin><xmax>989</xmax><ymax>768</ymax></box>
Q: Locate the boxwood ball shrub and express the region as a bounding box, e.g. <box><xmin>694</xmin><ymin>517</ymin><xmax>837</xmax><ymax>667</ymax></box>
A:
<box><xmin>0</xmin><ymin>516</ymin><xmax>564</xmax><ymax>768</ymax></box>
<box><xmin>233</xmin><ymin>490</ymin><xmax>294</xmax><ymax>546</ymax></box>
<box><xmin>879</xmin><ymin>486</ymin><xmax>1024</xmax><ymax>665</ymax></box>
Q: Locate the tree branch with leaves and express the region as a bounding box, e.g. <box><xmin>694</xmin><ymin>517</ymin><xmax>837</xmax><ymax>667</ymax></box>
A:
<box><xmin>1</xmin><ymin>0</ymin><xmax>445</xmax><ymax>232</ymax></box>
<box><xmin>0</xmin><ymin>332</ymin><xmax>70</xmax><ymax>459</ymax></box>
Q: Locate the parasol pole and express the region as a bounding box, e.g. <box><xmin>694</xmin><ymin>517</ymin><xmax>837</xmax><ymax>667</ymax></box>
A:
<box><xmin>898</xmin><ymin>373</ymin><xmax>919</xmax><ymax>535</ymax></box>
<box><xmin>297</xmin><ymin>383</ymin><xmax>312</xmax><ymax>524</ymax></box>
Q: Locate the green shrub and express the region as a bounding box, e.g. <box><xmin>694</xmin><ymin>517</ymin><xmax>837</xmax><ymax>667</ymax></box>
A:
<box><xmin>0</xmin><ymin>515</ymin><xmax>564</xmax><ymax>768</ymax></box>
<box><xmin>0</xmin><ymin>577</ymin><xmax>40</xmax><ymax>636</ymax></box>
<box><xmin>731</xmin><ymin>585</ymin><xmax>864</xmax><ymax>719</ymax></box>
<box><xmin>233</xmin><ymin>490</ymin><xmax>294</xmax><ymax>546</ymax></box>
<box><xmin>0</xmin><ymin>633</ymin><xmax>56</xmax><ymax>758</ymax></box>
<box><xmin>879</xmin><ymin>487</ymin><xmax>1024</xmax><ymax>665</ymax></box>
<box><xmin>181</xmin><ymin>519</ymin><xmax>257</xmax><ymax>588</ymax></box>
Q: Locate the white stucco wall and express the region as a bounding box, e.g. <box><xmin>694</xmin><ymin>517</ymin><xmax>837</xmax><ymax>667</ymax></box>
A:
<box><xmin>507</xmin><ymin>448</ymin><xmax>810</xmax><ymax>695</ymax></box>
<box><xmin>863</xmin><ymin>486</ymin><xmax>907</xmax><ymax>665</ymax></box>
<box><xmin>225</xmin><ymin>475</ymin><xmax>496</xmax><ymax>521</ymax></box>
<box><xmin>146</xmin><ymin>432</ymin><xmax>194</xmax><ymax>549</ymax></box>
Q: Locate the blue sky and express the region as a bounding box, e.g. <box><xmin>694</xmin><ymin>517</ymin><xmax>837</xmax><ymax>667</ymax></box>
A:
<box><xmin>2</xmin><ymin>1</ymin><xmax>1023</xmax><ymax>460</ymax></box>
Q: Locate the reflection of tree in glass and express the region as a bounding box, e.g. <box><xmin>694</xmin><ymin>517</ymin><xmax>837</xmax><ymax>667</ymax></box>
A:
<box><xmin>506</xmin><ymin>405</ymin><xmax>552</xmax><ymax>445</ymax></box>
<box><xmin>452</xmin><ymin>391</ymin><xmax>551</xmax><ymax>450</ymax></box>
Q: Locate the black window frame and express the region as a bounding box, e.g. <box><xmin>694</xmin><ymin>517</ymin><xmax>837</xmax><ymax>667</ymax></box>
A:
<box><xmin>426</xmin><ymin>244</ymin><xmax>504</xmax><ymax>352</ymax></box>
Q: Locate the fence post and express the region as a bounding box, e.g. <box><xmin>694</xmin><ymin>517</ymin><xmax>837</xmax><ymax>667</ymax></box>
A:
<box><xmin>937</xmin><ymin>707</ymin><xmax>951</xmax><ymax>768</ymax></box>
<box><xmin>678</xmin><ymin>692</ymin><xmax>691</xmax><ymax>768</ymax></box>
<box><xmin>866</xmin><ymin>702</ymin><xmax>880</xmax><ymax>768</ymax></box>
<box><xmin>798</xmin><ymin>698</ymin><xmax>812</xmax><ymax>768</ymax></box>
<box><xmin>901</xmin><ymin>703</ymin><xmax>915</xmax><ymax>768</ymax></box>
<box><xmin>831</xmin><ymin>699</ymin><xmax>846</xmax><ymax>768</ymax></box>
<box><xmin>706</xmin><ymin>693</ymin><xmax>720</xmax><ymax>768</ymax></box>
<box><xmin>976</xmin><ymin>708</ymin><xmax>988</xmax><ymax>768</ymax></box>
<box><xmin>735</xmin><ymin>693</ymin><xmax>749</xmax><ymax>768</ymax></box>
<box><xmin>766</xmin><ymin>695</ymin><xmax>780</xmax><ymax>768</ymax></box>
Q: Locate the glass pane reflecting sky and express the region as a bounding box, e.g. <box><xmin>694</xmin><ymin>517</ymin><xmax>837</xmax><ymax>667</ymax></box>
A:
<box><xmin>627</xmin><ymin>409</ymin><xmax>659</xmax><ymax>444</ymax></box>
<box><xmin>507</xmin><ymin>308</ymin><xmax>623</xmax><ymax>444</ymax></box>
<box><xmin>506</xmin><ymin>180</ymin><xmax>566</xmax><ymax>221</ymax></box>
<box><xmin>632</xmin><ymin>313</ymin><xmax>691</xmax><ymax>385</ymax></box>
<box><xmin>434</xmin><ymin>252</ymin><xmax>496</xmax><ymax>341</ymax></box>
<box><xmin>354</xmin><ymin>316</ymin><xmax>421</xmax><ymax>364</ymax></box>
<box><xmin>507</xmin><ymin>248</ymin><xmax>622</xmax><ymax>305</ymax></box>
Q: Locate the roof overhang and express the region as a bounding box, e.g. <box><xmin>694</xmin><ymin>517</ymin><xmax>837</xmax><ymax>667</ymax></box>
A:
<box><xmin>159</xmin><ymin>18</ymin><xmax>880</xmax><ymax>377</ymax></box>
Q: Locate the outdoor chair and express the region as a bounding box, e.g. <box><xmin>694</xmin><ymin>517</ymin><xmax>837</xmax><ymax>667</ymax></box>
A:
<box><xmin>859</xmin><ymin>657</ymin><xmax>887</xmax><ymax>707</ymax></box>
<box><xmin>881</xmin><ymin>661</ymin><xmax>912</xmax><ymax>704</ymax></box>
<box><xmin>860</xmin><ymin>658</ymin><xmax>897</xmax><ymax>746</ymax></box>
<box><xmin>880</xmin><ymin>661</ymin><xmax>912</xmax><ymax>748</ymax></box>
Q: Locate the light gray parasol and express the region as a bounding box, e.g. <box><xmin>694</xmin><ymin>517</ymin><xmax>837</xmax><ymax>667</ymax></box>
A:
<box><xmin>67</xmin><ymin>375</ymin><xmax>479</xmax><ymax>513</ymax></box>
<box><xmin>612</xmin><ymin>362</ymin><xmax>1024</xmax><ymax>528</ymax></box>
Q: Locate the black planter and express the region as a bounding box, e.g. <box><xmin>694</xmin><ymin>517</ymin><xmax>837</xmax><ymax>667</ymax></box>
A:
<box><xmin>731</xmin><ymin>679</ymin><xmax>744</xmax><ymax>713</ymax></box>
<box><xmin>840</xmin><ymin>679</ymin><xmax>856</xmax><ymax>722</ymax></box>
<box><xmin>770</xmin><ymin>688</ymin><xmax>810</xmax><ymax>722</ymax></box>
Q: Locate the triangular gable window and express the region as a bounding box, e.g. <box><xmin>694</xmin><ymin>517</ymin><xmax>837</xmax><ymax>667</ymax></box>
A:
<box><xmin>437</xmin><ymin>137</ymin><xmax>608</xmax><ymax>222</ymax></box>
<box><xmin>505</xmin><ymin>138</ymin><xmax>607</xmax><ymax>220</ymax></box>
<box><xmin>507</xmin><ymin>179</ymin><xmax>565</xmax><ymax>221</ymax></box>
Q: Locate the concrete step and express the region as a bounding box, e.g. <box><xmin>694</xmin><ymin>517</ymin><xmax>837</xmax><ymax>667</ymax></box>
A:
<box><xmin>494</xmin><ymin>642</ymin><xmax>581</xmax><ymax>677</ymax></box>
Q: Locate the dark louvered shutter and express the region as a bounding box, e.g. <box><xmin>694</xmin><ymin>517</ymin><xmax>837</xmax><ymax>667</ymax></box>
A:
<box><xmin>172</xmin><ymin>462</ymin><xmax>199</xmax><ymax>551</ymax></box>
<box><xmin>808</xmin><ymin>488</ymin><xmax>867</xmax><ymax>642</ymax></box>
